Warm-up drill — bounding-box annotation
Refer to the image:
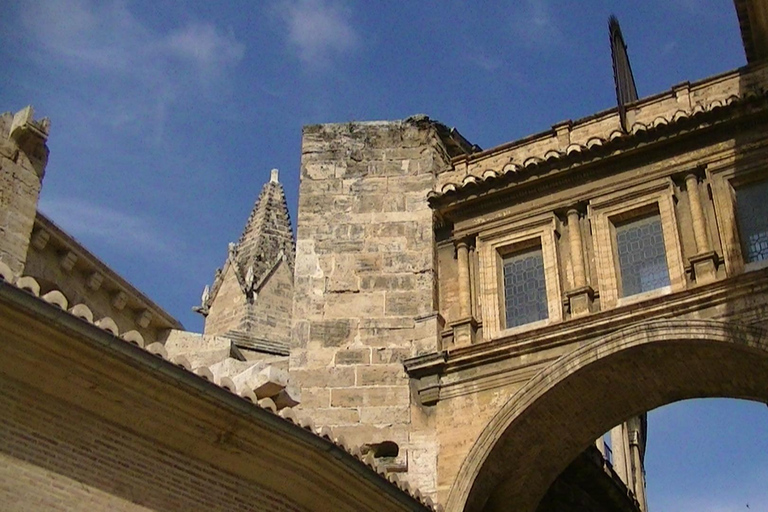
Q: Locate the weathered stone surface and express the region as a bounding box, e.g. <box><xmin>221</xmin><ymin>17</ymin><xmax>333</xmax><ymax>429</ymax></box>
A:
<box><xmin>335</xmin><ymin>349</ymin><xmax>371</xmax><ymax>366</ymax></box>
<box><xmin>202</xmin><ymin>171</ymin><xmax>295</xmax><ymax>351</ymax></box>
<box><xmin>356</xmin><ymin>365</ymin><xmax>406</xmax><ymax>386</ymax></box>
<box><xmin>309</xmin><ymin>320</ymin><xmax>354</xmax><ymax>347</ymax></box>
<box><xmin>291</xmin><ymin>367</ymin><xmax>355</xmax><ymax>388</ymax></box>
<box><xmin>331</xmin><ymin>387</ymin><xmax>410</xmax><ymax>408</ymax></box>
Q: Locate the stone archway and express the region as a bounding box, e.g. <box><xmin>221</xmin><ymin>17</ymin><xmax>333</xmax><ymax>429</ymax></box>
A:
<box><xmin>445</xmin><ymin>319</ymin><xmax>768</xmax><ymax>512</ymax></box>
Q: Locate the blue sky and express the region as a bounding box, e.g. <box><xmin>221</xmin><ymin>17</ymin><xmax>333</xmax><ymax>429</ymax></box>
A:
<box><xmin>1</xmin><ymin>1</ymin><xmax>766</xmax><ymax>510</ymax></box>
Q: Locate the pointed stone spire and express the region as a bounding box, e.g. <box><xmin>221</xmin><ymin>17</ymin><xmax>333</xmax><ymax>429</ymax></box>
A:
<box><xmin>235</xmin><ymin>168</ymin><xmax>295</xmax><ymax>284</ymax></box>
<box><xmin>200</xmin><ymin>169</ymin><xmax>296</xmax><ymax>355</ymax></box>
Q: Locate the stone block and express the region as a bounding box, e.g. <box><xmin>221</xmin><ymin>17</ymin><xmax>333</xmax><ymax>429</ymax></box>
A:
<box><xmin>233</xmin><ymin>365</ymin><xmax>289</xmax><ymax>399</ymax></box>
<box><xmin>335</xmin><ymin>349</ymin><xmax>371</xmax><ymax>366</ymax></box>
<box><xmin>385</xmin><ymin>291</ymin><xmax>430</xmax><ymax>316</ymax></box>
<box><xmin>381</xmin><ymin>251</ymin><xmax>434</xmax><ymax>272</ymax></box>
<box><xmin>308</xmin><ymin>407</ymin><xmax>361</xmax><ymax>426</ymax></box>
<box><xmin>359</xmin><ymin>316</ymin><xmax>415</xmax><ymax>330</ymax></box>
<box><xmin>359</xmin><ymin>274</ymin><xmax>416</xmax><ymax>291</ymax></box>
<box><xmin>324</xmin><ymin>292</ymin><xmax>385</xmax><ymax>319</ymax></box>
<box><xmin>272</xmin><ymin>385</ymin><xmax>300</xmax><ymax>409</ymax></box>
<box><xmin>309</xmin><ymin>320</ymin><xmax>354</xmax><ymax>347</ymax></box>
<box><xmin>343</xmin><ymin>177</ymin><xmax>387</xmax><ymax>194</ymax></box>
<box><xmin>371</xmin><ymin>347</ymin><xmax>413</xmax><ymax>364</ymax></box>
<box><xmin>360</xmin><ymin>406</ymin><xmax>410</xmax><ymax>425</ymax></box>
<box><xmin>291</xmin><ymin>367</ymin><xmax>355</xmax><ymax>388</ymax></box>
<box><xmin>356</xmin><ymin>365</ymin><xmax>407</xmax><ymax>386</ymax></box>
<box><xmin>296</xmin><ymin>387</ymin><xmax>331</xmax><ymax>408</ymax></box>
<box><xmin>330</xmin><ymin>386</ymin><xmax>410</xmax><ymax>407</ymax></box>
<box><xmin>208</xmin><ymin>358</ymin><xmax>261</xmax><ymax>381</ymax></box>
<box><xmin>289</xmin><ymin>347</ymin><xmax>337</xmax><ymax>369</ymax></box>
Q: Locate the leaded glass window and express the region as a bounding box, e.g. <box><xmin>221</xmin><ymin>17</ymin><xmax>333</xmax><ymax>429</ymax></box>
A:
<box><xmin>615</xmin><ymin>214</ymin><xmax>670</xmax><ymax>297</ymax></box>
<box><xmin>736</xmin><ymin>180</ymin><xmax>768</xmax><ymax>264</ymax></box>
<box><xmin>502</xmin><ymin>246</ymin><xmax>548</xmax><ymax>328</ymax></box>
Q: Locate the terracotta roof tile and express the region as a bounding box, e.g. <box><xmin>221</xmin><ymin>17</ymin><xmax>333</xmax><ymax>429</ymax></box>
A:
<box><xmin>0</xmin><ymin>264</ymin><xmax>439</xmax><ymax>511</ymax></box>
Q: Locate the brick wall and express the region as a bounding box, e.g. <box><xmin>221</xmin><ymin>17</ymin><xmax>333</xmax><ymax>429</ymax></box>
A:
<box><xmin>0</xmin><ymin>376</ymin><xmax>301</xmax><ymax>512</ymax></box>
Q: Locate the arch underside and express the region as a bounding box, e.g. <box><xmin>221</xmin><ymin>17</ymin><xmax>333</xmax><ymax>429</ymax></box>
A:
<box><xmin>449</xmin><ymin>319</ymin><xmax>768</xmax><ymax>512</ymax></box>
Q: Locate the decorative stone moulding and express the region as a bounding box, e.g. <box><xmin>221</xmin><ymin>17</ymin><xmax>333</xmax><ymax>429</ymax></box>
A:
<box><xmin>430</xmin><ymin>90</ymin><xmax>763</xmax><ymax>202</ymax></box>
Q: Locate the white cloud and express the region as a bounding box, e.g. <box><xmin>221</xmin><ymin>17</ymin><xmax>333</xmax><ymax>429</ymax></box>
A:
<box><xmin>464</xmin><ymin>49</ymin><xmax>503</xmax><ymax>73</ymax></box>
<box><xmin>39</xmin><ymin>197</ymin><xmax>177</xmax><ymax>258</ymax></box>
<box><xmin>164</xmin><ymin>23</ymin><xmax>245</xmax><ymax>77</ymax></box>
<box><xmin>281</xmin><ymin>0</ymin><xmax>359</xmax><ymax>67</ymax></box>
<box><xmin>15</xmin><ymin>0</ymin><xmax>245</xmax><ymax>139</ymax></box>
<box><xmin>511</xmin><ymin>0</ymin><xmax>562</xmax><ymax>48</ymax></box>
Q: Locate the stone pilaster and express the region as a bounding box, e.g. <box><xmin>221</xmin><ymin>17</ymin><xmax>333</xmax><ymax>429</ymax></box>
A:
<box><xmin>685</xmin><ymin>173</ymin><xmax>718</xmax><ymax>284</ymax></box>
<box><xmin>564</xmin><ymin>206</ymin><xmax>594</xmax><ymax>317</ymax></box>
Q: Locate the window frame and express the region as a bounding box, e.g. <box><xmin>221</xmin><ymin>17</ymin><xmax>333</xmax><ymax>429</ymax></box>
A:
<box><xmin>477</xmin><ymin>213</ymin><xmax>562</xmax><ymax>340</ymax></box>
<box><xmin>611</xmin><ymin>204</ymin><xmax>672</xmax><ymax>298</ymax></box>
<box><xmin>588</xmin><ymin>178</ymin><xmax>685</xmax><ymax>309</ymax></box>
<box><xmin>708</xmin><ymin>160</ymin><xmax>768</xmax><ymax>275</ymax></box>
<box><xmin>501</xmin><ymin>241</ymin><xmax>549</xmax><ymax>329</ymax></box>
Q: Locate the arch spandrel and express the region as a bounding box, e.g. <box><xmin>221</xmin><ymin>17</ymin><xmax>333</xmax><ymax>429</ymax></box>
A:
<box><xmin>446</xmin><ymin>319</ymin><xmax>768</xmax><ymax>512</ymax></box>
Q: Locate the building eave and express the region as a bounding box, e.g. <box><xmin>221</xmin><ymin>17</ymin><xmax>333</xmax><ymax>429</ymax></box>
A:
<box><xmin>0</xmin><ymin>274</ymin><xmax>435</xmax><ymax>512</ymax></box>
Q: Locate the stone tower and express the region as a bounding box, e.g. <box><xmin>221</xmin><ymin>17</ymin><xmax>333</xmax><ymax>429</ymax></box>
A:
<box><xmin>199</xmin><ymin>169</ymin><xmax>295</xmax><ymax>356</ymax></box>
<box><xmin>290</xmin><ymin>117</ymin><xmax>475</xmax><ymax>494</ymax></box>
<box><xmin>0</xmin><ymin>107</ymin><xmax>50</xmax><ymax>277</ymax></box>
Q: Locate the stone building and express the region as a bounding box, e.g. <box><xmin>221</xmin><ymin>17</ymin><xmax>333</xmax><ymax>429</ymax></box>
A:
<box><xmin>3</xmin><ymin>1</ymin><xmax>768</xmax><ymax>511</ymax></box>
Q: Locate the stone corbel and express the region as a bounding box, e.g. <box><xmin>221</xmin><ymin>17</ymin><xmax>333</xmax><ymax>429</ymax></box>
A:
<box><xmin>86</xmin><ymin>272</ymin><xmax>104</xmax><ymax>291</ymax></box>
<box><xmin>404</xmin><ymin>352</ymin><xmax>446</xmax><ymax>406</ymax></box>
<box><xmin>417</xmin><ymin>374</ymin><xmax>441</xmax><ymax>406</ymax></box>
<box><xmin>136</xmin><ymin>309</ymin><xmax>152</xmax><ymax>329</ymax></box>
<box><xmin>59</xmin><ymin>251</ymin><xmax>77</xmax><ymax>272</ymax></box>
<box><xmin>30</xmin><ymin>229</ymin><xmax>49</xmax><ymax>251</ymax></box>
<box><xmin>112</xmin><ymin>291</ymin><xmax>128</xmax><ymax>310</ymax></box>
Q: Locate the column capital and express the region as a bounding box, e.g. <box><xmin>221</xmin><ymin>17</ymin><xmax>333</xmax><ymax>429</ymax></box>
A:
<box><xmin>454</xmin><ymin>235</ymin><xmax>475</xmax><ymax>251</ymax></box>
<box><xmin>560</xmin><ymin>202</ymin><xmax>588</xmax><ymax>219</ymax></box>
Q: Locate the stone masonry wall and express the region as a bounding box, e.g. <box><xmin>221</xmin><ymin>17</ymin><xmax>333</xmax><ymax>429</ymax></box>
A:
<box><xmin>204</xmin><ymin>260</ymin><xmax>294</xmax><ymax>345</ymax></box>
<box><xmin>0</xmin><ymin>109</ymin><xmax>48</xmax><ymax>277</ymax></box>
<box><xmin>290</xmin><ymin>118</ymin><xmax>451</xmax><ymax>497</ymax></box>
<box><xmin>0</xmin><ymin>376</ymin><xmax>301</xmax><ymax>512</ymax></box>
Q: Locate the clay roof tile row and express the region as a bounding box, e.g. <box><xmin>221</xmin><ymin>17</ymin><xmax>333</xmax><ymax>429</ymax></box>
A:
<box><xmin>0</xmin><ymin>260</ymin><xmax>439</xmax><ymax>511</ymax></box>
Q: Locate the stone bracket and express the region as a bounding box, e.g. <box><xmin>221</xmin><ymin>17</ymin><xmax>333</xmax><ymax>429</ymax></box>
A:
<box><xmin>449</xmin><ymin>316</ymin><xmax>479</xmax><ymax>349</ymax></box>
<box><xmin>416</xmin><ymin>374</ymin><xmax>441</xmax><ymax>406</ymax></box>
<box><xmin>689</xmin><ymin>250</ymin><xmax>720</xmax><ymax>285</ymax></box>
<box><xmin>404</xmin><ymin>352</ymin><xmax>447</xmax><ymax>406</ymax></box>
<box><xmin>564</xmin><ymin>285</ymin><xmax>595</xmax><ymax>318</ymax></box>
